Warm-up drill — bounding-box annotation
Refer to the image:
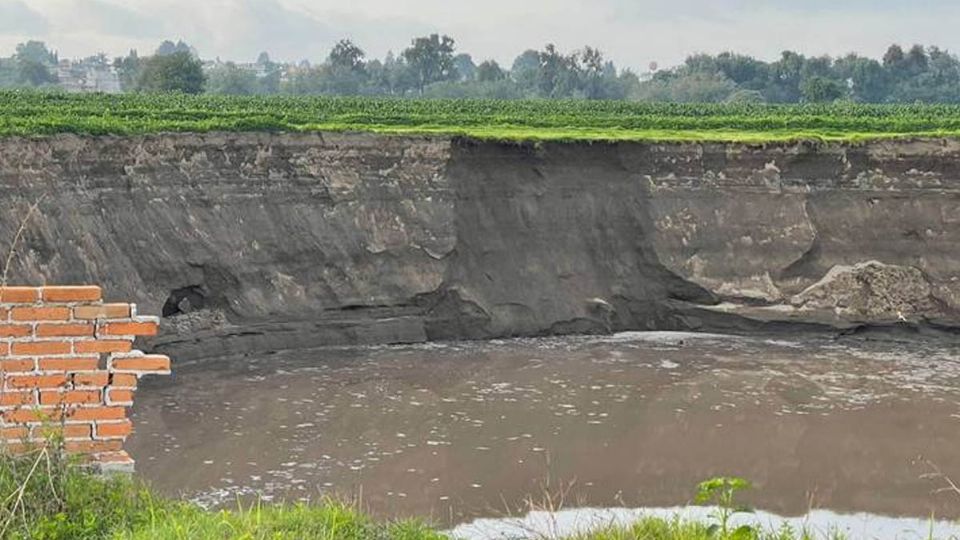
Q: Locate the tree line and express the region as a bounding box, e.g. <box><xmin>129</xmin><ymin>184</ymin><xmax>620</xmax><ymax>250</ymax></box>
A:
<box><xmin>6</xmin><ymin>37</ymin><xmax>960</xmax><ymax>103</ymax></box>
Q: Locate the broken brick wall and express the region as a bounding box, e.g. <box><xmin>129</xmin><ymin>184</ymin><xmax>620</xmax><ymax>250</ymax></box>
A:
<box><xmin>0</xmin><ymin>286</ymin><xmax>170</xmax><ymax>467</ymax></box>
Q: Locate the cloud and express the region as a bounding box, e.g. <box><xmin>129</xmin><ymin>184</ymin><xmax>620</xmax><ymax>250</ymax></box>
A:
<box><xmin>188</xmin><ymin>0</ymin><xmax>337</xmax><ymax>61</ymax></box>
<box><xmin>0</xmin><ymin>0</ymin><xmax>49</xmax><ymax>34</ymax></box>
<box><xmin>65</xmin><ymin>0</ymin><xmax>161</xmax><ymax>39</ymax></box>
<box><xmin>1</xmin><ymin>0</ymin><xmax>960</xmax><ymax>70</ymax></box>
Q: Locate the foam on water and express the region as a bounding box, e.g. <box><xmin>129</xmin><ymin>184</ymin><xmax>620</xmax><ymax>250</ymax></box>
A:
<box><xmin>450</xmin><ymin>506</ymin><xmax>960</xmax><ymax>540</ymax></box>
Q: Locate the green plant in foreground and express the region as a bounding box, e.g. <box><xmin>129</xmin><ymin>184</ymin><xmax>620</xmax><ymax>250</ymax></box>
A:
<box><xmin>694</xmin><ymin>477</ymin><xmax>755</xmax><ymax>539</ymax></box>
<box><xmin>0</xmin><ymin>453</ymin><xmax>940</xmax><ymax>540</ymax></box>
<box><xmin>0</xmin><ymin>444</ymin><xmax>158</xmax><ymax>540</ymax></box>
<box><xmin>0</xmin><ymin>447</ymin><xmax>445</xmax><ymax>540</ymax></box>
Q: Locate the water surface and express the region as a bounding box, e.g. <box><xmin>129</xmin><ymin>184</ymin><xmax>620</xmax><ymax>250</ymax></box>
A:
<box><xmin>127</xmin><ymin>332</ymin><xmax>960</xmax><ymax>532</ymax></box>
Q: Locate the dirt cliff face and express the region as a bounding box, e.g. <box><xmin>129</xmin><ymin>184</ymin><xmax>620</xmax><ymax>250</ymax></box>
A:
<box><xmin>1</xmin><ymin>133</ymin><xmax>957</xmax><ymax>358</ymax></box>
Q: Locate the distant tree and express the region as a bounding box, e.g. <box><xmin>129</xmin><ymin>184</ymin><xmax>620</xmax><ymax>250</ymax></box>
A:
<box><xmin>15</xmin><ymin>41</ymin><xmax>56</xmax><ymax>65</ymax></box>
<box><xmin>834</xmin><ymin>54</ymin><xmax>889</xmax><ymax>102</ymax></box>
<box><xmin>206</xmin><ymin>62</ymin><xmax>259</xmax><ymax>95</ymax></box>
<box><xmin>891</xmin><ymin>45</ymin><xmax>960</xmax><ymax>103</ymax></box>
<box><xmin>317</xmin><ymin>39</ymin><xmax>369</xmax><ymax>95</ymax></box>
<box><xmin>259</xmin><ymin>69</ymin><xmax>282</xmax><ymax>94</ymax></box>
<box><xmin>535</xmin><ymin>44</ymin><xmax>581</xmax><ymax>98</ymax></box>
<box><xmin>17</xmin><ymin>60</ymin><xmax>56</xmax><ymax>86</ymax></box>
<box><xmin>905</xmin><ymin>44</ymin><xmax>929</xmax><ymax>75</ymax></box>
<box><xmin>14</xmin><ymin>41</ymin><xmax>56</xmax><ymax>87</ymax></box>
<box><xmin>765</xmin><ymin>50</ymin><xmax>806</xmax><ymax>102</ymax></box>
<box><xmin>328</xmin><ymin>39</ymin><xmax>366</xmax><ymax>73</ymax></box>
<box><xmin>801</xmin><ymin>76</ymin><xmax>846</xmax><ymax>102</ymax></box>
<box><xmin>634</xmin><ymin>71</ymin><xmax>736</xmax><ymax>102</ymax></box>
<box><xmin>712</xmin><ymin>52</ymin><xmax>768</xmax><ymax>90</ymax></box>
<box><xmin>883</xmin><ymin>44</ymin><xmax>906</xmax><ymax>69</ymax></box>
<box><xmin>579</xmin><ymin>46</ymin><xmax>622</xmax><ymax>99</ymax></box>
<box><xmin>283</xmin><ymin>65</ymin><xmax>325</xmax><ymax>94</ymax></box>
<box><xmin>476</xmin><ymin>60</ymin><xmax>506</xmax><ymax>82</ymax></box>
<box><xmin>253</xmin><ymin>51</ymin><xmax>281</xmax><ymax>94</ymax></box>
<box><xmin>422</xmin><ymin>79</ymin><xmax>524</xmax><ymax>99</ymax></box>
<box><xmin>510</xmin><ymin>49</ymin><xmax>540</xmax><ymax>92</ymax></box>
<box><xmin>363</xmin><ymin>51</ymin><xmax>415</xmax><ymax>95</ymax></box>
<box><xmin>682</xmin><ymin>54</ymin><xmax>717</xmax><ymax>75</ymax></box>
<box><xmin>137</xmin><ymin>51</ymin><xmax>205</xmax><ymax>93</ymax></box>
<box><xmin>113</xmin><ymin>50</ymin><xmax>143</xmax><ymax>91</ymax></box>
<box><xmin>0</xmin><ymin>58</ymin><xmax>20</xmax><ymax>87</ymax></box>
<box><xmin>616</xmin><ymin>69</ymin><xmax>642</xmax><ymax>98</ymax></box>
<box><xmin>402</xmin><ymin>34</ymin><xmax>458</xmax><ymax>94</ymax></box>
<box><xmin>453</xmin><ymin>53</ymin><xmax>476</xmax><ymax>81</ymax></box>
<box><xmin>156</xmin><ymin>40</ymin><xmax>194</xmax><ymax>57</ymax></box>
<box><xmin>725</xmin><ymin>89</ymin><xmax>766</xmax><ymax>103</ymax></box>
<box><xmin>801</xmin><ymin>55</ymin><xmax>833</xmax><ymax>79</ymax></box>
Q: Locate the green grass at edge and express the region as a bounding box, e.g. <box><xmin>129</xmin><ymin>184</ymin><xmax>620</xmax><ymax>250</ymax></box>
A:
<box><xmin>335</xmin><ymin>124</ymin><xmax>960</xmax><ymax>143</ymax></box>
<box><xmin>0</xmin><ymin>450</ymin><xmax>863</xmax><ymax>540</ymax></box>
<box><xmin>5</xmin><ymin>118</ymin><xmax>960</xmax><ymax>142</ymax></box>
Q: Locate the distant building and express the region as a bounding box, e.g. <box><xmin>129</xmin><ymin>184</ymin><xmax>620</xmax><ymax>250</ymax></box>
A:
<box><xmin>203</xmin><ymin>59</ymin><xmax>272</xmax><ymax>78</ymax></box>
<box><xmin>57</xmin><ymin>59</ymin><xmax>122</xmax><ymax>93</ymax></box>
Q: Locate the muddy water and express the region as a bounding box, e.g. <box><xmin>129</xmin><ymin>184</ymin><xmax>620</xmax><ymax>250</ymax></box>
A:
<box><xmin>127</xmin><ymin>332</ymin><xmax>960</xmax><ymax>527</ymax></box>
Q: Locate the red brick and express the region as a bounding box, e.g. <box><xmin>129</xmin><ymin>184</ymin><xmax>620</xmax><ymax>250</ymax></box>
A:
<box><xmin>0</xmin><ymin>391</ymin><xmax>34</xmax><ymax>407</ymax></box>
<box><xmin>6</xmin><ymin>374</ymin><xmax>67</xmax><ymax>389</ymax></box>
<box><xmin>107</xmin><ymin>389</ymin><xmax>134</xmax><ymax>404</ymax></box>
<box><xmin>0</xmin><ymin>287</ymin><xmax>39</xmax><ymax>304</ymax></box>
<box><xmin>36</xmin><ymin>324</ymin><xmax>94</xmax><ymax>337</ymax></box>
<box><xmin>0</xmin><ymin>342</ymin><xmax>7</xmax><ymax>356</ymax></box>
<box><xmin>28</xmin><ymin>423</ymin><xmax>92</xmax><ymax>440</ymax></box>
<box><xmin>38</xmin><ymin>357</ymin><xmax>99</xmax><ymax>372</ymax></box>
<box><xmin>1</xmin><ymin>426</ymin><xmax>28</xmax><ymax>440</ymax></box>
<box><xmin>67</xmin><ymin>423</ymin><xmax>93</xmax><ymax>438</ymax></box>
<box><xmin>0</xmin><ymin>324</ymin><xmax>31</xmax><ymax>337</ymax></box>
<box><xmin>64</xmin><ymin>424</ymin><xmax>93</xmax><ymax>439</ymax></box>
<box><xmin>111</xmin><ymin>355</ymin><xmax>170</xmax><ymax>373</ymax></box>
<box><xmin>96</xmin><ymin>420</ymin><xmax>132</xmax><ymax>439</ymax></box>
<box><xmin>74</xmin><ymin>372</ymin><xmax>110</xmax><ymax>387</ymax></box>
<box><xmin>10</xmin><ymin>307</ymin><xmax>70</xmax><ymax>321</ymax></box>
<box><xmin>73</xmin><ymin>304</ymin><xmax>131</xmax><ymax>320</ymax></box>
<box><xmin>74</xmin><ymin>340</ymin><xmax>132</xmax><ymax>354</ymax></box>
<box><xmin>42</xmin><ymin>286</ymin><xmax>102</xmax><ymax>303</ymax></box>
<box><xmin>66</xmin><ymin>407</ymin><xmax>126</xmax><ymax>421</ymax></box>
<box><xmin>110</xmin><ymin>373</ymin><xmax>138</xmax><ymax>388</ymax></box>
<box><xmin>64</xmin><ymin>440</ymin><xmax>122</xmax><ymax>453</ymax></box>
<box><xmin>11</xmin><ymin>341</ymin><xmax>71</xmax><ymax>356</ymax></box>
<box><xmin>40</xmin><ymin>390</ymin><xmax>101</xmax><ymax>405</ymax></box>
<box><xmin>0</xmin><ymin>359</ymin><xmax>36</xmax><ymax>372</ymax></box>
<box><xmin>101</xmin><ymin>321</ymin><xmax>158</xmax><ymax>336</ymax></box>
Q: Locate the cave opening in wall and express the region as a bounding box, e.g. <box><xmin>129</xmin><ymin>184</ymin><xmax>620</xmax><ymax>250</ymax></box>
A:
<box><xmin>162</xmin><ymin>286</ymin><xmax>206</xmax><ymax>317</ymax></box>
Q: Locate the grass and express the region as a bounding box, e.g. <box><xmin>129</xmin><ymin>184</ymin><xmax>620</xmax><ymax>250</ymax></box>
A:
<box><xmin>6</xmin><ymin>91</ymin><xmax>960</xmax><ymax>141</ymax></box>
<box><xmin>563</xmin><ymin>518</ymin><xmax>836</xmax><ymax>540</ymax></box>
<box><xmin>113</xmin><ymin>501</ymin><xmax>446</xmax><ymax>540</ymax></box>
<box><xmin>1</xmin><ymin>448</ymin><xmax>949</xmax><ymax>539</ymax></box>
<box><xmin>0</xmin><ymin>445</ymin><xmax>445</xmax><ymax>540</ymax></box>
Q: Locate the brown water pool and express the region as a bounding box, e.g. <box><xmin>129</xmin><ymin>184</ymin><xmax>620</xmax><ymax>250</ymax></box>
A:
<box><xmin>127</xmin><ymin>332</ymin><xmax>960</xmax><ymax>527</ymax></box>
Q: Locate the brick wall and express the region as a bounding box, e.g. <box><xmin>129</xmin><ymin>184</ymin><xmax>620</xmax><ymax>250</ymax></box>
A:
<box><xmin>0</xmin><ymin>285</ymin><xmax>170</xmax><ymax>468</ymax></box>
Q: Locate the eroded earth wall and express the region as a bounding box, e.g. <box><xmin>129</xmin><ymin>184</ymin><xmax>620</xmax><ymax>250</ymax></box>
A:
<box><xmin>0</xmin><ymin>133</ymin><xmax>957</xmax><ymax>358</ymax></box>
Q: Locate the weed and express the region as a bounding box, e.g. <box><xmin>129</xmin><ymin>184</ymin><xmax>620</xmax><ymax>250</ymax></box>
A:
<box><xmin>694</xmin><ymin>477</ymin><xmax>755</xmax><ymax>539</ymax></box>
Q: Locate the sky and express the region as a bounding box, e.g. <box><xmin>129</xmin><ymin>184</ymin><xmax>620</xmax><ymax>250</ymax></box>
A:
<box><xmin>1</xmin><ymin>0</ymin><xmax>959</xmax><ymax>71</ymax></box>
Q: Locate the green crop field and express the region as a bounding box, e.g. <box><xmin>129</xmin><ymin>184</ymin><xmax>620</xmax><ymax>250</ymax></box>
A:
<box><xmin>5</xmin><ymin>90</ymin><xmax>960</xmax><ymax>141</ymax></box>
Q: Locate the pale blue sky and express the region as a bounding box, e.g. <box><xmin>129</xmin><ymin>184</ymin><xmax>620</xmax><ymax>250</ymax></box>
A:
<box><xmin>1</xmin><ymin>0</ymin><xmax>957</xmax><ymax>70</ymax></box>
